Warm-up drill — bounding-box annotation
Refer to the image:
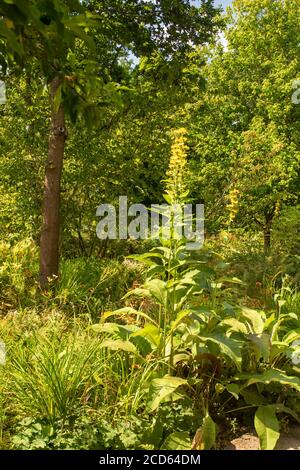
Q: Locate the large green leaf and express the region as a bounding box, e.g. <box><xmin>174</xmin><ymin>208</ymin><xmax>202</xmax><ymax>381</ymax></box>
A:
<box><xmin>170</xmin><ymin>309</ymin><xmax>192</xmax><ymax>333</ymax></box>
<box><xmin>161</xmin><ymin>432</ymin><xmax>191</xmax><ymax>450</ymax></box>
<box><xmin>241</xmin><ymin>388</ymin><xmax>268</xmax><ymax>406</ymax></box>
<box><xmin>91</xmin><ymin>323</ymin><xmax>120</xmax><ymax>335</ymax></box>
<box><xmin>192</xmin><ymin>414</ymin><xmax>217</xmax><ymax>450</ymax></box>
<box><xmin>239</xmin><ymin>307</ymin><xmax>265</xmax><ymax>335</ymax></box>
<box><xmin>173</xmin><ymin>285</ymin><xmax>196</xmax><ymax>311</ymax></box>
<box><xmin>226</xmin><ymin>383</ymin><xmax>240</xmax><ymax>399</ymax></box>
<box><xmin>199</xmin><ymin>333</ymin><xmax>242</xmax><ymax>370</ymax></box>
<box><xmin>131</xmin><ymin>324</ymin><xmax>161</xmax><ymax>348</ymax></box>
<box><xmin>102</xmin><ymin>307</ymin><xmax>158</xmax><ymax>326</ymax></box>
<box><xmin>274</xmin><ymin>404</ymin><xmax>300</xmax><ymax>424</ymax></box>
<box><xmin>254</xmin><ymin>405</ymin><xmax>280</xmax><ymax>450</ymax></box>
<box><xmin>99</xmin><ymin>339</ymin><xmax>137</xmax><ymax>353</ymax></box>
<box><xmin>248</xmin><ymin>333</ymin><xmax>270</xmax><ymax>361</ymax></box>
<box><xmin>236</xmin><ymin>369</ymin><xmax>300</xmax><ymax>392</ymax></box>
<box><xmin>220</xmin><ymin>318</ymin><xmax>248</xmax><ymax>334</ymax></box>
<box><xmin>270</xmin><ymin>314</ymin><xmax>299</xmax><ymax>342</ymax></box>
<box><xmin>145</xmin><ymin>279</ymin><xmax>168</xmax><ymax>308</ymax></box>
<box><xmin>147</xmin><ymin>375</ymin><xmax>187</xmax><ymax>412</ymax></box>
<box><xmin>91</xmin><ymin>322</ymin><xmax>139</xmax><ymax>338</ymax></box>
<box><xmin>201</xmin><ymin>414</ymin><xmax>217</xmax><ymax>450</ymax></box>
<box><xmin>282</xmin><ymin>329</ymin><xmax>300</xmax><ymax>345</ymax></box>
<box><xmin>127</xmin><ymin>252</ymin><xmax>163</xmax><ymax>266</ymax></box>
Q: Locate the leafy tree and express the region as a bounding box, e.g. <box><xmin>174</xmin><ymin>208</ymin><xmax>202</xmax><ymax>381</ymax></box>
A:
<box><xmin>0</xmin><ymin>0</ymin><xmax>221</xmax><ymax>287</ymax></box>
<box><xmin>188</xmin><ymin>0</ymin><xmax>300</xmax><ymax>249</ymax></box>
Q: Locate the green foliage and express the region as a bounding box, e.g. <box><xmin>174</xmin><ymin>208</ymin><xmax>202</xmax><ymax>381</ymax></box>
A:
<box><xmin>91</xmin><ymin>129</ymin><xmax>300</xmax><ymax>449</ymax></box>
<box><xmin>0</xmin><ymin>0</ymin><xmax>300</xmax><ymax>453</ymax></box>
<box><xmin>0</xmin><ymin>239</ymin><xmax>143</xmax><ymax>315</ymax></box>
<box><xmin>7</xmin><ymin>336</ymin><xmax>102</xmax><ymax>424</ymax></box>
<box><xmin>188</xmin><ymin>0</ymin><xmax>300</xmax><ymax>240</ymax></box>
<box><xmin>0</xmin><ymin>239</ymin><xmax>39</xmax><ymax>308</ymax></box>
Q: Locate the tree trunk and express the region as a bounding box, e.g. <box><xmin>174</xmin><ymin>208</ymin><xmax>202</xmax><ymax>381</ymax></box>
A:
<box><xmin>263</xmin><ymin>226</ymin><xmax>271</xmax><ymax>255</ymax></box>
<box><xmin>39</xmin><ymin>76</ymin><xmax>66</xmax><ymax>288</ymax></box>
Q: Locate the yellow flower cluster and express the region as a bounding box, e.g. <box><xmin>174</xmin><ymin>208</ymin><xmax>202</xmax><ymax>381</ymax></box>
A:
<box><xmin>227</xmin><ymin>188</ymin><xmax>240</xmax><ymax>223</ymax></box>
<box><xmin>274</xmin><ymin>200</ymin><xmax>281</xmax><ymax>218</ymax></box>
<box><xmin>165</xmin><ymin>128</ymin><xmax>189</xmax><ymax>202</ymax></box>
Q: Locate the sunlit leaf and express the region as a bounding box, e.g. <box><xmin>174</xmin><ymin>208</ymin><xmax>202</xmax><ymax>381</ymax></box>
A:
<box><xmin>255</xmin><ymin>405</ymin><xmax>280</xmax><ymax>450</ymax></box>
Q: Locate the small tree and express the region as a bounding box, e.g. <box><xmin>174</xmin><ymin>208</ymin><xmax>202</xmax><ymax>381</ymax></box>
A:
<box><xmin>232</xmin><ymin>118</ymin><xmax>298</xmax><ymax>253</ymax></box>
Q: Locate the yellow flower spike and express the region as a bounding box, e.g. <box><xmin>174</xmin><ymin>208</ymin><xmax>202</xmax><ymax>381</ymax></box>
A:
<box><xmin>165</xmin><ymin>128</ymin><xmax>189</xmax><ymax>204</ymax></box>
<box><xmin>227</xmin><ymin>188</ymin><xmax>240</xmax><ymax>223</ymax></box>
<box><xmin>274</xmin><ymin>200</ymin><xmax>281</xmax><ymax>218</ymax></box>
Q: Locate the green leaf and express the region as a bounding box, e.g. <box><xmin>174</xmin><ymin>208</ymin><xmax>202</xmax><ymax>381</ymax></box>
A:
<box><xmin>254</xmin><ymin>405</ymin><xmax>280</xmax><ymax>450</ymax></box>
<box><xmin>202</xmin><ymin>414</ymin><xmax>217</xmax><ymax>450</ymax></box>
<box><xmin>237</xmin><ymin>369</ymin><xmax>300</xmax><ymax>392</ymax></box>
<box><xmin>241</xmin><ymin>388</ymin><xmax>268</xmax><ymax>406</ymax></box>
<box><xmin>199</xmin><ymin>333</ymin><xmax>242</xmax><ymax>370</ymax></box>
<box><xmin>226</xmin><ymin>383</ymin><xmax>240</xmax><ymax>400</ymax></box>
<box><xmin>240</xmin><ymin>307</ymin><xmax>265</xmax><ymax>334</ymax></box>
<box><xmin>173</xmin><ymin>352</ymin><xmax>191</xmax><ymax>364</ymax></box>
<box><xmin>218</xmin><ymin>277</ymin><xmax>243</xmax><ymax>285</ymax></box>
<box><xmin>173</xmin><ymin>285</ymin><xmax>196</xmax><ymax>311</ymax></box>
<box><xmin>283</xmin><ymin>329</ymin><xmax>300</xmax><ymax>345</ymax></box>
<box><xmin>131</xmin><ymin>324</ymin><xmax>161</xmax><ymax>348</ymax></box>
<box><xmin>0</xmin><ymin>20</ymin><xmax>23</xmax><ymax>55</ymax></box>
<box><xmin>122</xmin><ymin>287</ymin><xmax>151</xmax><ymax>299</ymax></box>
<box><xmin>192</xmin><ymin>414</ymin><xmax>217</xmax><ymax>450</ymax></box>
<box><xmin>170</xmin><ymin>309</ymin><xmax>192</xmax><ymax>333</ymax></box>
<box><xmin>99</xmin><ymin>339</ymin><xmax>137</xmax><ymax>353</ymax></box>
<box><xmin>91</xmin><ymin>323</ymin><xmax>139</xmax><ymax>338</ymax></box>
<box><xmin>147</xmin><ymin>375</ymin><xmax>187</xmax><ymax>412</ymax></box>
<box><xmin>274</xmin><ymin>404</ymin><xmax>300</xmax><ymax>424</ymax></box>
<box><xmin>248</xmin><ymin>333</ymin><xmax>270</xmax><ymax>361</ymax></box>
<box><xmin>102</xmin><ymin>307</ymin><xmax>158</xmax><ymax>326</ymax></box>
<box><xmin>162</xmin><ymin>193</ymin><xmax>173</xmax><ymax>205</ymax></box>
<box><xmin>145</xmin><ymin>279</ymin><xmax>168</xmax><ymax>308</ymax></box>
<box><xmin>221</xmin><ymin>318</ymin><xmax>248</xmax><ymax>334</ymax></box>
<box><xmin>91</xmin><ymin>323</ymin><xmax>120</xmax><ymax>334</ymax></box>
<box><xmin>127</xmin><ymin>252</ymin><xmax>163</xmax><ymax>266</ymax></box>
<box><xmin>161</xmin><ymin>432</ymin><xmax>191</xmax><ymax>450</ymax></box>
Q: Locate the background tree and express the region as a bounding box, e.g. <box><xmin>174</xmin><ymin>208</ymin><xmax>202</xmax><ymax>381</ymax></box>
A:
<box><xmin>187</xmin><ymin>0</ymin><xmax>300</xmax><ymax>248</ymax></box>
